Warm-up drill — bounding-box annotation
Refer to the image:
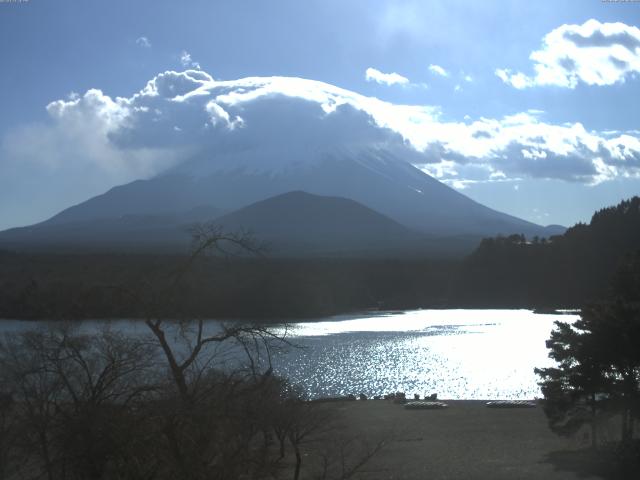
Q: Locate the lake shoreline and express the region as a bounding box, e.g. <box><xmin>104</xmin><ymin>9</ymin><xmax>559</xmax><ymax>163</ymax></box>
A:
<box><xmin>0</xmin><ymin>306</ymin><xmax>582</xmax><ymax>324</ymax></box>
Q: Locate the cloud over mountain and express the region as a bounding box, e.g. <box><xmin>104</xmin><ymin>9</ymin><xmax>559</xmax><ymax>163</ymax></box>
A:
<box><xmin>1</xmin><ymin>68</ymin><xmax>639</xmax><ymax>226</ymax></box>
<box><xmin>496</xmin><ymin>19</ymin><xmax>640</xmax><ymax>89</ymax></box>
<box><xmin>365</xmin><ymin>67</ymin><xmax>410</xmax><ymax>85</ymax></box>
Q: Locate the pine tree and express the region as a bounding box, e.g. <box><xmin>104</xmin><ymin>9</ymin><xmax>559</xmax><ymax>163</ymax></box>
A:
<box><xmin>536</xmin><ymin>251</ymin><xmax>640</xmax><ymax>448</ymax></box>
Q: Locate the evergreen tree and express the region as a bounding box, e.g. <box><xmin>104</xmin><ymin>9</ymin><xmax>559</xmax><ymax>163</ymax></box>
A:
<box><xmin>536</xmin><ymin>251</ymin><xmax>640</xmax><ymax>448</ymax></box>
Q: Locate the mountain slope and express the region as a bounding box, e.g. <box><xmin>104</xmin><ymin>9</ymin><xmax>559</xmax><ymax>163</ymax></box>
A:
<box><xmin>0</xmin><ymin>191</ymin><xmax>433</xmax><ymax>256</ymax></box>
<box><xmin>0</xmin><ymin>206</ymin><xmax>222</xmax><ymax>253</ymax></box>
<box><xmin>212</xmin><ymin>190</ymin><xmax>427</xmax><ymax>255</ymax></box>
<box><xmin>39</xmin><ymin>147</ymin><xmax>561</xmax><ymax>240</ymax></box>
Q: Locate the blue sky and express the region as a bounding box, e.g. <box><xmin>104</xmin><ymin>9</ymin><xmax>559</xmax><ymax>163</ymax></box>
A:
<box><xmin>0</xmin><ymin>0</ymin><xmax>639</xmax><ymax>229</ymax></box>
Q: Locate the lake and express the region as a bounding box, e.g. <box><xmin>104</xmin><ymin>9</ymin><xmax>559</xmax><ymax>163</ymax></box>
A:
<box><xmin>270</xmin><ymin>309</ymin><xmax>578</xmax><ymax>400</ymax></box>
<box><xmin>0</xmin><ymin>309</ymin><xmax>578</xmax><ymax>400</ymax></box>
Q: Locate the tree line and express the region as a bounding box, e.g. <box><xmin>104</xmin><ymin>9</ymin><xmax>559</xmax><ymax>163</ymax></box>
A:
<box><xmin>454</xmin><ymin>196</ymin><xmax>640</xmax><ymax>308</ymax></box>
<box><xmin>1</xmin><ymin>196</ymin><xmax>639</xmax><ymax>320</ymax></box>
<box><xmin>0</xmin><ymin>253</ymin><xmax>454</xmax><ymax>321</ymax></box>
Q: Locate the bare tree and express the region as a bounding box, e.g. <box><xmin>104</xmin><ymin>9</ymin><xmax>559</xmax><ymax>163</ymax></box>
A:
<box><xmin>0</xmin><ymin>325</ymin><xmax>157</xmax><ymax>480</ymax></box>
<box><xmin>119</xmin><ymin>223</ymin><xmax>295</xmax><ymax>479</ymax></box>
<box><xmin>114</xmin><ymin>222</ymin><xmax>279</xmax><ymax>402</ymax></box>
<box><xmin>0</xmin><ymin>224</ymin><xmax>388</xmax><ymax>480</ymax></box>
<box><xmin>288</xmin><ymin>401</ymin><xmax>334</xmax><ymax>480</ymax></box>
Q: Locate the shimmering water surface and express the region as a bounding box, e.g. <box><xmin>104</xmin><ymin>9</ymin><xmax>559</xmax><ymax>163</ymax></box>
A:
<box><xmin>0</xmin><ymin>309</ymin><xmax>578</xmax><ymax>400</ymax></box>
<box><xmin>270</xmin><ymin>309</ymin><xmax>578</xmax><ymax>400</ymax></box>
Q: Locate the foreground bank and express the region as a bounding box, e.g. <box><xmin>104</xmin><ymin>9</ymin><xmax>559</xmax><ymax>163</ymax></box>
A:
<box><xmin>297</xmin><ymin>400</ymin><xmax>632</xmax><ymax>480</ymax></box>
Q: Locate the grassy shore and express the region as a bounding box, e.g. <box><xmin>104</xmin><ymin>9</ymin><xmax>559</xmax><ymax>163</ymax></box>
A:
<box><xmin>305</xmin><ymin>400</ymin><xmax>613</xmax><ymax>480</ymax></box>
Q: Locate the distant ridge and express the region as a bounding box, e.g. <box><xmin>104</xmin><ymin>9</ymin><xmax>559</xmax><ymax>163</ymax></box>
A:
<box><xmin>0</xmin><ymin>191</ymin><xmax>431</xmax><ymax>256</ymax></box>
<box><xmin>212</xmin><ymin>190</ymin><xmax>428</xmax><ymax>255</ymax></box>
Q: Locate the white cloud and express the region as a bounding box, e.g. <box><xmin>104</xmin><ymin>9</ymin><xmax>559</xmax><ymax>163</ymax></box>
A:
<box><xmin>428</xmin><ymin>64</ymin><xmax>448</xmax><ymax>77</ymax></box>
<box><xmin>0</xmin><ymin>86</ymin><xmax>183</xmax><ymax>227</ymax></box>
<box><xmin>365</xmin><ymin>67</ymin><xmax>409</xmax><ymax>86</ymax></box>
<box><xmin>136</xmin><ymin>36</ymin><xmax>151</xmax><ymax>48</ymax></box>
<box><xmin>495</xmin><ymin>68</ymin><xmax>533</xmax><ymax>89</ymax></box>
<box><xmin>497</xmin><ymin>19</ymin><xmax>640</xmax><ymax>89</ymax></box>
<box><xmin>180</xmin><ymin>50</ymin><xmax>201</xmax><ymax>70</ymax></box>
<box><xmin>2</xmin><ymin>69</ymin><xmax>639</xmax><ymax>225</ymax></box>
<box><xmin>6</xmin><ymin>88</ymin><xmax>181</xmax><ymax>177</ymax></box>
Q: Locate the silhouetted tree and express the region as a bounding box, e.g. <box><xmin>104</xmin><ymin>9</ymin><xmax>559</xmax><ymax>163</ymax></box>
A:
<box><xmin>535</xmin><ymin>315</ymin><xmax>612</xmax><ymax>447</ymax></box>
<box><xmin>0</xmin><ymin>326</ymin><xmax>157</xmax><ymax>480</ymax></box>
<box><xmin>536</xmin><ymin>252</ymin><xmax>640</xmax><ymax>448</ymax></box>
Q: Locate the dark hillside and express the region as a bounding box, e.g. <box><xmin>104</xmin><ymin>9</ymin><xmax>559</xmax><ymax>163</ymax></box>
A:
<box><xmin>453</xmin><ymin>197</ymin><xmax>640</xmax><ymax>308</ymax></box>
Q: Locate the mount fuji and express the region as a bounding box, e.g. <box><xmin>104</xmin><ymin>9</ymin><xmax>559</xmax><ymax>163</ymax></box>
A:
<box><xmin>0</xmin><ymin>73</ymin><xmax>564</xmax><ymax>256</ymax></box>
<box><xmin>0</xmin><ymin>147</ymin><xmax>562</xmax><ymax>256</ymax></box>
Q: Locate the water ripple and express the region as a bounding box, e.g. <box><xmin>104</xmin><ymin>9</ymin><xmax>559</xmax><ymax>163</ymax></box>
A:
<box><xmin>272</xmin><ymin>309</ymin><xmax>578</xmax><ymax>400</ymax></box>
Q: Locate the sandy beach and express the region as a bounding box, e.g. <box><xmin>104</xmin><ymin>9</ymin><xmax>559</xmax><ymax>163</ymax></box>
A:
<box><xmin>308</xmin><ymin>399</ymin><xmax>609</xmax><ymax>480</ymax></box>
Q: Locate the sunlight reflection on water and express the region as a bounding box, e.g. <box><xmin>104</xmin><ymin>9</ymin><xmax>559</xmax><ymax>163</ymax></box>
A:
<box><xmin>271</xmin><ymin>309</ymin><xmax>578</xmax><ymax>400</ymax></box>
<box><xmin>0</xmin><ymin>309</ymin><xmax>578</xmax><ymax>400</ymax></box>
